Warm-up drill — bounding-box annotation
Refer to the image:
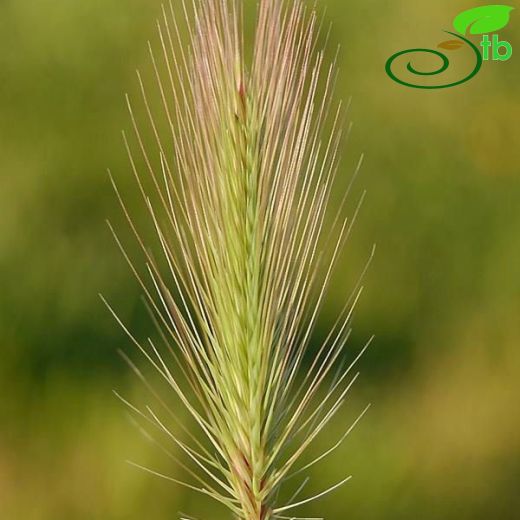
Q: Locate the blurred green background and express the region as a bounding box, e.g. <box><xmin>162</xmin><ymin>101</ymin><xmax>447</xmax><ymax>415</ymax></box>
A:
<box><xmin>1</xmin><ymin>0</ymin><xmax>519</xmax><ymax>518</ymax></box>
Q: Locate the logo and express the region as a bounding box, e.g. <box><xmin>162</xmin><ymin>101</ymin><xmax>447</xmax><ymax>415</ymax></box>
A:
<box><xmin>386</xmin><ymin>5</ymin><xmax>514</xmax><ymax>89</ymax></box>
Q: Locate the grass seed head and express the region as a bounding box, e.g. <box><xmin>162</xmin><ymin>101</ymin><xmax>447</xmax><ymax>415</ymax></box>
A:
<box><xmin>107</xmin><ymin>1</ymin><xmax>369</xmax><ymax>518</ymax></box>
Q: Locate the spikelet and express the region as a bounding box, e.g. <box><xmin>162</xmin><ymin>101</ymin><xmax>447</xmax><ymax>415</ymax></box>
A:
<box><xmin>104</xmin><ymin>1</ymin><xmax>372</xmax><ymax>518</ymax></box>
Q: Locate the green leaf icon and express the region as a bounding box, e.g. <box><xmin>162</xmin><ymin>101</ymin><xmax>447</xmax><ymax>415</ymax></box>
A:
<box><xmin>453</xmin><ymin>5</ymin><xmax>514</xmax><ymax>35</ymax></box>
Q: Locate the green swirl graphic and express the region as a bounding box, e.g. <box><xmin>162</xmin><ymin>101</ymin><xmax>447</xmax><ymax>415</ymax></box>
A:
<box><xmin>385</xmin><ymin>31</ymin><xmax>483</xmax><ymax>89</ymax></box>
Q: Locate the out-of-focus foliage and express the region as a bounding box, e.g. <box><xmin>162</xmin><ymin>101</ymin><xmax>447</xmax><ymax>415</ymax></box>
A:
<box><xmin>0</xmin><ymin>0</ymin><xmax>518</xmax><ymax>518</ymax></box>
